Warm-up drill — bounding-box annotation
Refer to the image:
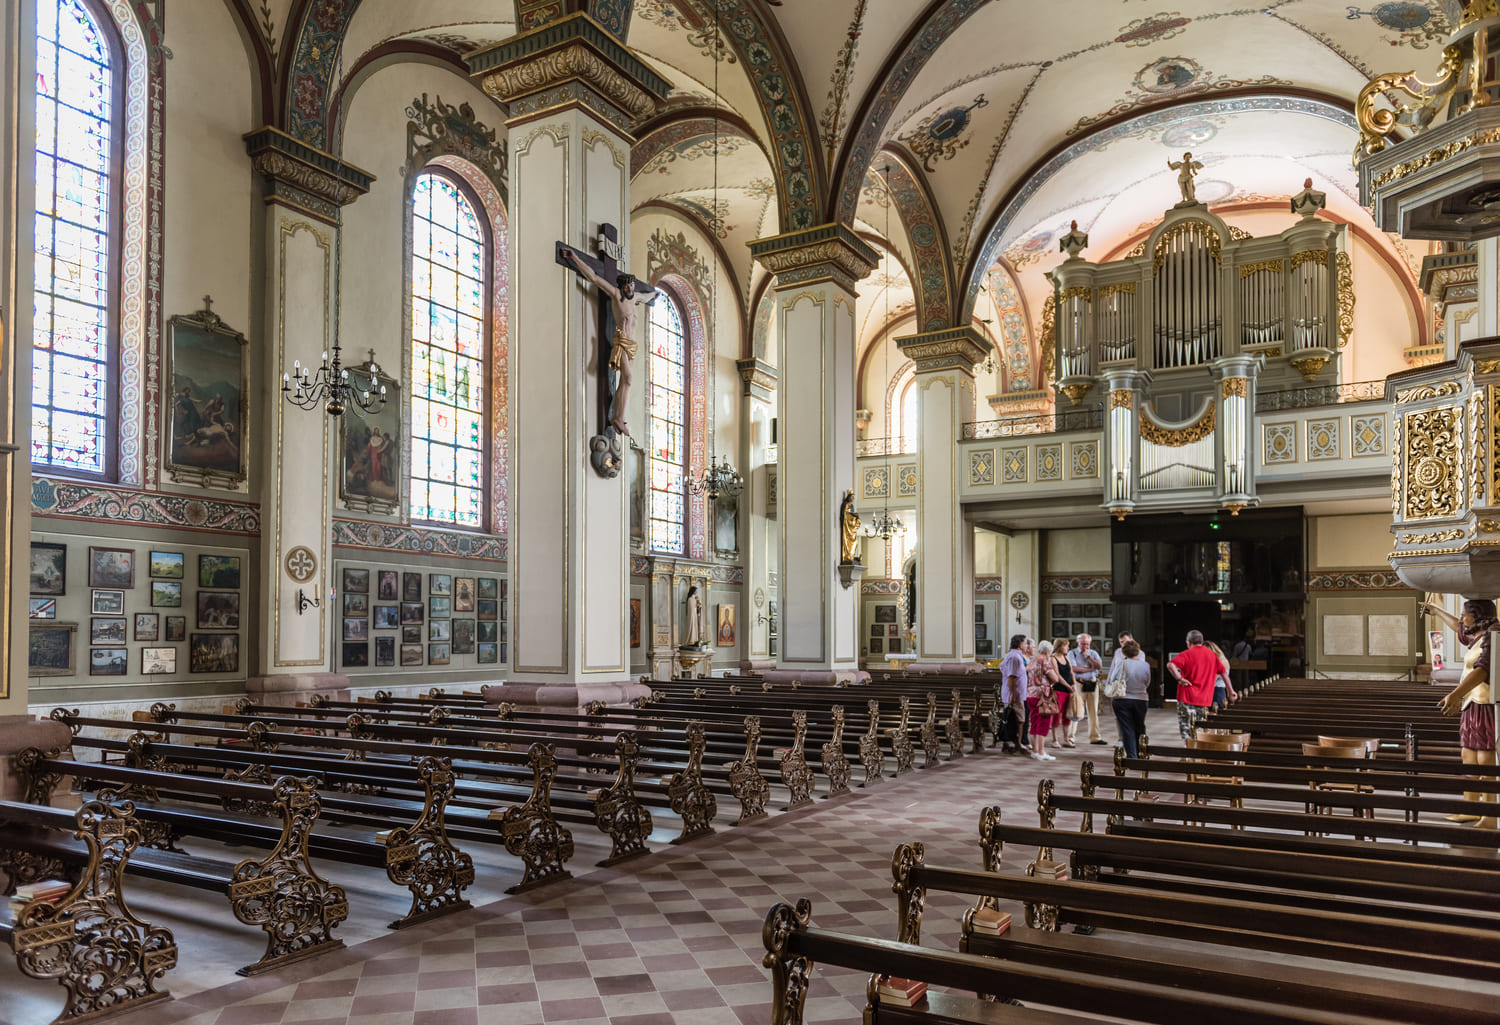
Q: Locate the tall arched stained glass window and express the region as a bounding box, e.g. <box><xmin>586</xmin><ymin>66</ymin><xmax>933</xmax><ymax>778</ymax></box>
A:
<box><xmin>410</xmin><ymin>172</ymin><xmax>488</xmax><ymax>528</ymax></box>
<box><xmin>648</xmin><ymin>292</ymin><xmax>688</xmax><ymax>553</ymax></box>
<box><xmin>33</xmin><ymin>0</ymin><xmax>119</xmax><ymax>475</ymax></box>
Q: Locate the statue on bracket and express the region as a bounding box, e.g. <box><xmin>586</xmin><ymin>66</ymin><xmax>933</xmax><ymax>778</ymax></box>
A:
<box><xmin>557</xmin><ymin>224</ymin><xmax>657</xmax><ymax>479</ymax></box>
<box><xmin>839</xmin><ymin>490</ymin><xmax>862</xmax><ymax>566</ymax></box>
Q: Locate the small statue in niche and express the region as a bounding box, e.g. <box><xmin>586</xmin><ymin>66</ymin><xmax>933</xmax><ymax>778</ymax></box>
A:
<box><xmin>839</xmin><ymin>490</ymin><xmax>861</xmax><ymax>565</ymax></box>
<box><xmin>680</xmin><ymin>584</ymin><xmax>705</xmax><ymax>650</ymax></box>
<box><xmin>1168</xmin><ymin>151</ymin><xmax>1204</xmax><ymax>206</ymax></box>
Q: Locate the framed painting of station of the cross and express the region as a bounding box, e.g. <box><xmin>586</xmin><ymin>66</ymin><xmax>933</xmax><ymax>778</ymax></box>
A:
<box><xmin>339</xmin><ymin>368</ymin><xmax>401</xmax><ymax>514</ymax></box>
<box><xmin>165</xmin><ymin>299</ymin><xmax>249</xmax><ymax>490</ymax></box>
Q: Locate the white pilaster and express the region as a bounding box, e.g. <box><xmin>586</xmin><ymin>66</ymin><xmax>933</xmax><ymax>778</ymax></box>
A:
<box><xmin>749</xmin><ymin>225</ymin><xmax>877</xmax><ymax>681</ymax></box>
<box><xmin>896</xmin><ymin>327</ymin><xmax>987</xmax><ymax>663</ymax></box>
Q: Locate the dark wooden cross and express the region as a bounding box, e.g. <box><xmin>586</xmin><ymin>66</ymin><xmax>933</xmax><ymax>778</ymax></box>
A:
<box><xmin>555</xmin><ymin>223</ymin><xmax>657</xmax><ymax>436</ymax></box>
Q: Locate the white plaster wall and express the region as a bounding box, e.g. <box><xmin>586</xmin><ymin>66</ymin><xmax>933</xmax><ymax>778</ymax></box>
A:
<box><xmin>1044</xmin><ymin>527</ymin><xmax>1111</xmax><ymax>573</ymax></box>
<box><xmin>1311</xmin><ymin>513</ymin><xmax>1394</xmax><ymax>569</ymax></box>
<box><xmin>340</xmin><ymin>63</ymin><xmax>502</xmax><ymax>379</ymax></box>
<box><xmin>162</xmin><ymin>0</ymin><xmax>254</xmax><ymax>333</ymax></box>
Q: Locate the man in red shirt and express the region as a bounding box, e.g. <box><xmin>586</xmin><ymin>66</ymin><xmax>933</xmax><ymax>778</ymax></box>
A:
<box><xmin>1167</xmin><ymin>629</ymin><xmax>1219</xmax><ymax>739</ymax></box>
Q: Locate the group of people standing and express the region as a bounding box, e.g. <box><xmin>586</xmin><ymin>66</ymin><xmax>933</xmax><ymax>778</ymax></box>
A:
<box><xmin>999</xmin><ymin>631</ymin><xmax>1136</xmax><ymax>760</ymax></box>
<box><xmin>999</xmin><ymin>628</ymin><xmax>1243</xmax><ymax>761</ymax></box>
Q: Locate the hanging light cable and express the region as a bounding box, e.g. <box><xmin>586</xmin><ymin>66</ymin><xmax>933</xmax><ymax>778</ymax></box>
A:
<box><xmin>690</xmin><ymin>1</ymin><xmax>743</xmax><ymax>500</ymax></box>
<box><xmin>281</xmin><ymin>44</ymin><xmax>386</xmax><ymax>418</ymax></box>
<box><xmin>862</xmin><ymin>164</ymin><xmax>906</xmax><ymax>542</ymax></box>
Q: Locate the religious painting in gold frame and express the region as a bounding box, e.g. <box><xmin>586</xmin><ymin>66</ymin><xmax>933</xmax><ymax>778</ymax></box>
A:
<box><xmin>339</xmin><ymin>368</ymin><xmax>401</xmax><ymax>515</ymax></box>
<box><xmin>165</xmin><ymin>300</ymin><xmax>249</xmax><ymax>490</ymax></box>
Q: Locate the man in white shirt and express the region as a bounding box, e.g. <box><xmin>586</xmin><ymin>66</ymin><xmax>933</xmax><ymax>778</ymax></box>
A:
<box><xmin>1069</xmin><ymin>633</ymin><xmax>1106</xmax><ymax>745</ymax></box>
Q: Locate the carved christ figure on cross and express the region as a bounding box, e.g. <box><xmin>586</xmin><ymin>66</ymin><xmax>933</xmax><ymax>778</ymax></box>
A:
<box><xmin>561</xmin><ymin>245</ymin><xmax>645</xmax><ymax>436</ymax></box>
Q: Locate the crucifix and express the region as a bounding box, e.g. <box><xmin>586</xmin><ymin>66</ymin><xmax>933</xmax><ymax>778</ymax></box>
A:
<box><xmin>556</xmin><ymin>223</ymin><xmax>657</xmax><ymax>477</ymax></box>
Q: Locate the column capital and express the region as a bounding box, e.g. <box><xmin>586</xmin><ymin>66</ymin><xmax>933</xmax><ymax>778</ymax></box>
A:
<box><xmin>243</xmin><ymin>126</ymin><xmax>376</xmax><ymax>226</ymax></box>
<box><xmin>468</xmin><ymin>13</ymin><xmax>669</xmax><ymax>134</ymax></box>
<box><xmin>750</xmin><ymin>223</ymin><xmax>878</xmax><ymax>293</ymax></box>
<box><xmin>736</xmin><ymin>357</ymin><xmax>777</xmax><ymax>399</ymax></box>
<box><xmin>896</xmin><ymin>326</ymin><xmax>988</xmax><ymax>375</ymax></box>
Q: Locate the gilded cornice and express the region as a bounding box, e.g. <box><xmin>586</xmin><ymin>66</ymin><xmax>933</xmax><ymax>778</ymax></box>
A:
<box><xmin>1140</xmin><ymin>402</ymin><xmax>1215</xmax><ymax>447</ymax></box>
<box><xmin>244</xmin><ymin>126</ymin><xmax>375</xmax><ymax>224</ymax></box>
<box><xmin>736</xmin><ymin>357</ymin><xmax>777</xmax><ymax>397</ymax></box>
<box><xmin>468</xmin><ymin>14</ymin><xmax>667</xmax><ymax>126</ymax></box>
<box><xmin>750</xmin><ymin>223</ymin><xmax>878</xmax><ymax>293</ymax></box>
<box><xmin>896</xmin><ymin>326</ymin><xmax>988</xmax><ymax>375</ymax></box>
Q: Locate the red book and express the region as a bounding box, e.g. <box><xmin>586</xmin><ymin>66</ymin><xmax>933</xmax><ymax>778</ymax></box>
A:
<box><xmin>877</xmin><ymin>977</ymin><xmax>929</xmax><ymax>1007</ymax></box>
<box><xmin>971</xmin><ymin>908</ymin><xmax>1012</xmax><ymax>935</ymax></box>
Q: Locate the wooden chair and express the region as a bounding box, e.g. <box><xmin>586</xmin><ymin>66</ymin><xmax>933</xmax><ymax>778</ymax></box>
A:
<box><xmin>1184</xmin><ymin>735</ymin><xmax>1247</xmax><ymax>824</ymax></box>
<box><xmin>1302</xmin><ymin>742</ymin><xmax>1375</xmax><ymax>831</ymax></box>
<box><xmin>1317</xmin><ymin>735</ymin><xmax>1381</xmax><ymax>757</ymax></box>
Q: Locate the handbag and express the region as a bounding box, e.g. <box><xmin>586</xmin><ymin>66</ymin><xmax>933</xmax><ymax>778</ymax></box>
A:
<box><xmin>1101</xmin><ymin>660</ymin><xmax>1128</xmax><ymax>700</ymax></box>
<box><xmin>1037</xmin><ymin>691</ymin><xmax>1059</xmax><ymax>716</ymax></box>
<box><xmin>1066</xmin><ymin>689</ymin><xmax>1086</xmax><ymax>719</ymax></box>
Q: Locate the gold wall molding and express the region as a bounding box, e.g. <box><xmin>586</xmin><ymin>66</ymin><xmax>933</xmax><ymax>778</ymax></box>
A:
<box><xmin>1097</xmin><ymin>282</ymin><xmax>1136</xmax><ymax>298</ymax></box>
<box><xmin>1474</xmin><ymin>358</ymin><xmax>1500</xmax><ymax>373</ymax></box>
<box><xmin>1370</xmin><ymin>127</ymin><xmax>1500</xmax><ymax>190</ymax></box>
<box><xmin>1395</xmin><ymin>381</ymin><xmax>1463</xmax><ymax>404</ymax></box>
<box><xmin>1058</xmin><ymin>286</ymin><xmax>1093</xmax><ymax>303</ymax></box>
<box><xmin>1335</xmin><ymin>251</ymin><xmax>1355</xmax><ymax>348</ymax></box>
<box><xmin>1290</xmin><ymin>249</ymin><xmax>1328</xmax><ymax>269</ymax></box>
<box><xmin>1402</xmin><ymin>406</ymin><xmax>1462</xmax><ymax>520</ymax></box>
<box><xmin>1221</xmin><ymin>377</ymin><xmax>1247</xmax><ymax>399</ymax></box>
<box><xmin>1480</xmin><ymin>519</ymin><xmax>1500</xmax><ymax>532</ymax></box>
<box><xmin>1152</xmin><ymin>221</ymin><xmax>1221</xmax><ymax>272</ymax></box>
<box><xmin>1140</xmin><ymin>402</ymin><xmax>1215</xmax><ymax>447</ymax></box>
<box><xmin>1400</xmin><ymin>528</ymin><xmax>1465</xmax><ymax>544</ymax></box>
<box><xmin>1239</xmin><ymin>259</ymin><xmax>1283</xmax><ymax>278</ymax></box>
<box><xmin>1109</xmin><ymin>389</ymin><xmax>1133</xmax><ymax>410</ymax></box>
<box><xmin>1470</xmin><ymin>390</ymin><xmax>1486</xmax><ymax>507</ymax></box>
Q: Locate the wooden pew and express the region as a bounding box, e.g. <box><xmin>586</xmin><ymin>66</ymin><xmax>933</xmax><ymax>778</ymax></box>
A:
<box><xmin>759</xmin><ymin>900</ymin><xmax>1416</xmax><ymax>1025</ymax></box>
<box><xmin>0</xmin><ymin>799</ymin><xmax>178</xmax><ymax>1024</ymax></box>
<box><xmin>15</xmin><ymin>747</ymin><xmax>478</xmax><ymax>923</ymax></box>
<box><xmin>0</xmin><ymin>769</ymin><xmax>346</xmax><ymax>975</ymax></box>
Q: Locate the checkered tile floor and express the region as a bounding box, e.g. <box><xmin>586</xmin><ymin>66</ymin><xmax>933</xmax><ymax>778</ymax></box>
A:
<box><xmin>2</xmin><ymin>712</ymin><xmax>1146</xmax><ymax>1025</ymax></box>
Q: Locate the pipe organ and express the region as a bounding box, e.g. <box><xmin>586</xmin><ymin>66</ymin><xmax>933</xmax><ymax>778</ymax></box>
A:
<box><xmin>1053</xmin><ymin>179</ymin><xmax>1350</xmax><ymax>520</ymax></box>
<box><xmin>1049</xmin><ymin>180</ymin><xmax>1348</xmax><ymax>392</ymax></box>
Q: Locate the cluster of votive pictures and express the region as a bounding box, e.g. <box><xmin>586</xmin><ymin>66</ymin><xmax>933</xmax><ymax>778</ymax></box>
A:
<box><xmin>27</xmin><ymin>544</ymin><xmax>241</xmax><ymax>677</ymax></box>
<box><xmin>339</xmin><ymin>568</ymin><xmax>507</xmax><ymax>669</ymax></box>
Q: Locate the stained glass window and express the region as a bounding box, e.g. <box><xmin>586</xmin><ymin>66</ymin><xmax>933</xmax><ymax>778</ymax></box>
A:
<box><xmin>410</xmin><ymin>173</ymin><xmax>487</xmax><ymax>528</ymax></box>
<box><xmin>33</xmin><ymin>0</ymin><xmax>117</xmax><ymax>475</ymax></box>
<box><xmin>900</xmin><ymin>378</ymin><xmax>918</xmax><ymax>453</ymax></box>
<box><xmin>649</xmin><ymin>292</ymin><xmax>688</xmax><ymax>553</ymax></box>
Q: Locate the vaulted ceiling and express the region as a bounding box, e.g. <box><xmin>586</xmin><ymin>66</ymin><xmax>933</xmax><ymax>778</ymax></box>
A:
<box><xmin>248</xmin><ymin>0</ymin><xmax>1450</xmax><ymax>361</ymax></box>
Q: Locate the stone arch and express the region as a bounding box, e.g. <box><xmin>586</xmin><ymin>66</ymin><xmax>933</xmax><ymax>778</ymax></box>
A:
<box><xmin>829</xmin><ymin>0</ymin><xmax>990</xmax><ymax>226</ymax></box>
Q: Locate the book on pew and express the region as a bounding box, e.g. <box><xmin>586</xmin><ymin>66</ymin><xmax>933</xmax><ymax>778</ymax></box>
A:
<box><xmin>1032</xmin><ymin>859</ymin><xmax>1069</xmax><ymax>881</ymax></box>
<box><xmin>876</xmin><ymin>976</ymin><xmax>928</xmax><ymax>1007</ymax></box>
<box><xmin>970</xmin><ymin>908</ymin><xmax>1012</xmax><ymax>935</ymax></box>
<box><xmin>9</xmin><ymin>879</ymin><xmax>71</xmax><ymax>914</ymax></box>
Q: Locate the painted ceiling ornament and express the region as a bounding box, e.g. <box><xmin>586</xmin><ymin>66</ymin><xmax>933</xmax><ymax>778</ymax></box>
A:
<box><xmin>1115</xmin><ymin>11</ymin><xmax>1192</xmax><ymax>47</ymax></box>
<box><xmin>1160</xmin><ymin>118</ymin><xmax>1221</xmax><ymax>148</ymax></box>
<box><xmin>902</xmin><ymin>94</ymin><xmax>991</xmax><ymax>173</ymax></box>
<box><xmin>642</xmin><ymin>133</ymin><xmax>749</xmax><ymax>174</ymax></box>
<box><xmin>1135</xmin><ymin>56</ymin><xmax>1202</xmax><ymax>94</ymax></box>
<box><xmin>1344</xmin><ymin>2</ymin><xmax>1448</xmax><ymax>48</ymax></box>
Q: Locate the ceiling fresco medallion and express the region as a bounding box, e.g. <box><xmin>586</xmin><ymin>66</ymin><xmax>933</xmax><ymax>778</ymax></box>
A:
<box><xmin>1161</xmin><ymin>119</ymin><xmax>1220</xmax><ymax>148</ymax></box>
<box><xmin>902</xmin><ymin>94</ymin><xmax>991</xmax><ymax>173</ymax></box>
<box><xmin>1115</xmin><ymin>12</ymin><xmax>1192</xmax><ymax>47</ymax></box>
<box><xmin>1135</xmin><ymin>56</ymin><xmax>1202</xmax><ymax>95</ymax></box>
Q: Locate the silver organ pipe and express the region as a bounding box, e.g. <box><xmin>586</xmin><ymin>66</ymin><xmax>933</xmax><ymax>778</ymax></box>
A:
<box><xmin>1096</xmin><ymin>284</ymin><xmax>1135</xmax><ymax>362</ymax></box>
<box><xmin>1139</xmin><ymin>434</ymin><xmax>1216</xmax><ymax>491</ymax></box>
<box><xmin>1238</xmin><ymin>264</ymin><xmax>1283</xmax><ymax>346</ymax></box>
<box><xmin>1291</xmin><ymin>251</ymin><xmax>1327</xmax><ymax>351</ymax></box>
<box><xmin>1152</xmin><ymin>222</ymin><xmax>1220</xmax><ymax>370</ymax></box>
<box><xmin>1060</xmin><ymin>289</ymin><xmax>1092</xmax><ymax>377</ymax></box>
